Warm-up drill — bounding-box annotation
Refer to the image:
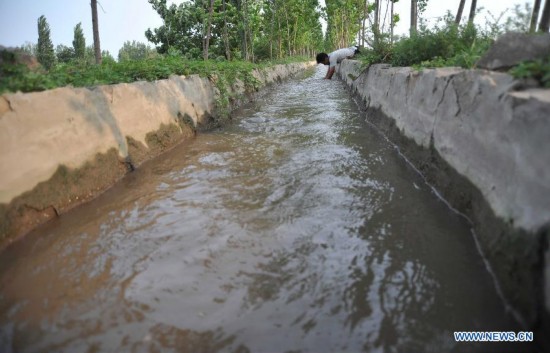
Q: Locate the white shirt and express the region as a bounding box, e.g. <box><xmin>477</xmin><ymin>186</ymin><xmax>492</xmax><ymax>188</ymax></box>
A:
<box><xmin>329</xmin><ymin>47</ymin><xmax>356</xmax><ymax>67</ymax></box>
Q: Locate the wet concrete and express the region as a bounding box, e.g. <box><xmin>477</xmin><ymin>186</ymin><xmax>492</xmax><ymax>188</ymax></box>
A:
<box><xmin>0</xmin><ymin>66</ymin><xmax>534</xmax><ymax>353</ymax></box>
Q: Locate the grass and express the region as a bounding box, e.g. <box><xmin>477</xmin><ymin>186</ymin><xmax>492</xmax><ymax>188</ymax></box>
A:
<box><xmin>0</xmin><ymin>50</ymin><xmax>311</xmax><ymax>94</ymax></box>
<box><xmin>353</xmin><ymin>22</ymin><xmax>550</xmax><ymax>88</ymax></box>
<box><xmin>0</xmin><ymin>50</ymin><xmax>311</xmax><ymax>126</ymax></box>
<box><xmin>355</xmin><ymin>23</ymin><xmax>492</xmax><ymax>70</ymax></box>
<box><xmin>509</xmin><ymin>57</ymin><xmax>550</xmax><ymax>88</ymax></box>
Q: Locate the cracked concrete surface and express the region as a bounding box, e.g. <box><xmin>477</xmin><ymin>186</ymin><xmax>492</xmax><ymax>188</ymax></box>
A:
<box><xmin>337</xmin><ymin>60</ymin><xmax>550</xmax><ymax>339</ymax></box>
<box><xmin>340</xmin><ymin>61</ymin><xmax>549</xmax><ymax>232</ymax></box>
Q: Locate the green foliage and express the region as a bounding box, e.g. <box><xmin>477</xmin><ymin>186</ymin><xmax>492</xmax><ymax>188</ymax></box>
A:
<box><xmin>510</xmin><ymin>57</ymin><xmax>550</xmax><ymax>87</ymax></box>
<box><xmin>0</xmin><ymin>50</ymin><xmax>29</xmax><ymax>81</ymax></box>
<box><xmin>19</xmin><ymin>42</ymin><xmax>36</xmax><ymax>57</ymax></box>
<box><xmin>355</xmin><ymin>11</ymin><xmax>493</xmax><ymax>70</ymax></box>
<box><xmin>352</xmin><ymin>2</ymin><xmax>545</xmax><ymax>71</ymax></box>
<box><xmin>118</xmin><ymin>40</ymin><xmax>159</xmax><ymax>62</ymax></box>
<box><xmin>324</xmin><ymin>0</ymin><xmax>364</xmax><ymax>49</ymax></box>
<box><xmin>73</xmin><ymin>23</ymin><xmax>86</xmax><ymax>60</ymax></box>
<box><xmin>37</xmin><ymin>15</ymin><xmax>56</xmax><ymax>70</ymax></box>
<box><xmin>417</xmin><ymin>0</ymin><xmax>428</xmax><ymax>15</ymax></box>
<box><xmin>101</xmin><ymin>50</ymin><xmax>116</xmax><ymax>64</ymax></box>
<box><xmin>56</xmin><ymin>44</ymin><xmax>75</xmax><ymax>64</ymax></box>
<box><xmin>390</xmin><ymin>22</ymin><xmax>491</xmax><ymax>68</ymax></box>
<box><xmin>145</xmin><ymin>0</ymin><xmax>323</xmax><ymax>61</ymax></box>
<box><xmin>503</xmin><ymin>3</ymin><xmax>532</xmax><ymax>33</ymax></box>
<box><xmin>0</xmin><ymin>54</ymin><xmax>308</xmax><ymax>95</ymax></box>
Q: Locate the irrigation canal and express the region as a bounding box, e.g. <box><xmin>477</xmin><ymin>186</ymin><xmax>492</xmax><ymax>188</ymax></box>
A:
<box><xmin>0</xmin><ymin>66</ymin><xmax>532</xmax><ymax>353</ymax></box>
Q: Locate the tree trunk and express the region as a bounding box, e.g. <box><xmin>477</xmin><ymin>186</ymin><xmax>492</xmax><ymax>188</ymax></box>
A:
<box><xmin>374</xmin><ymin>0</ymin><xmax>379</xmax><ymax>33</ymax></box>
<box><xmin>377</xmin><ymin>0</ymin><xmax>381</xmax><ymax>29</ymax></box>
<box><xmin>282</xmin><ymin>0</ymin><xmax>291</xmax><ymax>56</ymax></box>
<box><xmin>410</xmin><ymin>0</ymin><xmax>418</xmax><ymax>35</ymax></box>
<box><xmin>382</xmin><ymin>0</ymin><xmax>390</xmax><ymax>32</ymax></box>
<box><xmin>236</xmin><ymin>0</ymin><xmax>248</xmax><ymax>60</ymax></box>
<box><xmin>204</xmin><ymin>0</ymin><xmax>214</xmax><ymax>60</ymax></box>
<box><xmin>468</xmin><ymin>0</ymin><xmax>477</xmax><ymax>24</ymax></box>
<box><xmin>390</xmin><ymin>0</ymin><xmax>394</xmax><ymax>44</ymax></box>
<box><xmin>530</xmin><ymin>0</ymin><xmax>542</xmax><ymax>32</ymax></box>
<box><xmin>223</xmin><ymin>0</ymin><xmax>231</xmax><ymax>60</ymax></box>
<box><xmin>91</xmin><ymin>0</ymin><xmax>102</xmax><ymax>64</ymax></box>
<box><xmin>373</xmin><ymin>0</ymin><xmax>380</xmax><ymax>45</ymax></box>
<box><xmin>361</xmin><ymin>0</ymin><xmax>368</xmax><ymax>47</ymax></box>
<box><xmin>276</xmin><ymin>2</ymin><xmax>282</xmax><ymax>58</ymax></box>
<box><xmin>539</xmin><ymin>0</ymin><xmax>550</xmax><ymax>32</ymax></box>
<box><xmin>455</xmin><ymin>0</ymin><xmax>466</xmax><ymax>25</ymax></box>
<box><xmin>269</xmin><ymin>2</ymin><xmax>274</xmax><ymax>59</ymax></box>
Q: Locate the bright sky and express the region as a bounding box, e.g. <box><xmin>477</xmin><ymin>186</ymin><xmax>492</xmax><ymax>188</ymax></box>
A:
<box><xmin>0</xmin><ymin>0</ymin><xmax>530</xmax><ymax>57</ymax></box>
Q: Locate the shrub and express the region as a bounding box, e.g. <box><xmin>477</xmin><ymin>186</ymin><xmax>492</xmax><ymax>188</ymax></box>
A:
<box><xmin>510</xmin><ymin>57</ymin><xmax>550</xmax><ymax>87</ymax></box>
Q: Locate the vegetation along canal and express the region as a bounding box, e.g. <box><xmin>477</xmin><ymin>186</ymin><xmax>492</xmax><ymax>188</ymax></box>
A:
<box><xmin>0</xmin><ymin>66</ymin><xmax>532</xmax><ymax>352</ymax></box>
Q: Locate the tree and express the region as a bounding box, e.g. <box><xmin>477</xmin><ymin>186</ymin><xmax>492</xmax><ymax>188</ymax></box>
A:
<box><xmin>37</xmin><ymin>15</ymin><xmax>56</xmax><ymax>70</ymax></box>
<box><xmin>222</xmin><ymin>0</ymin><xmax>231</xmax><ymax>59</ymax></box>
<box><xmin>118</xmin><ymin>40</ymin><xmax>158</xmax><ymax>61</ymax></box>
<box><xmin>410</xmin><ymin>0</ymin><xmax>418</xmax><ymax>35</ymax></box>
<box><xmin>390</xmin><ymin>0</ymin><xmax>395</xmax><ymax>43</ymax></box>
<box><xmin>540</xmin><ymin>0</ymin><xmax>550</xmax><ymax>31</ymax></box>
<box><xmin>146</xmin><ymin>0</ymin><xmax>206</xmax><ymax>57</ymax></box>
<box><xmin>19</xmin><ymin>42</ymin><xmax>37</xmax><ymax>57</ymax></box>
<box><xmin>468</xmin><ymin>0</ymin><xmax>477</xmax><ymax>24</ymax></box>
<box><xmin>455</xmin><ymin>0</ymin><xmax>466</xmax><ymax>24</ymax></box>
<box><xmin>73</xmin><ymin>22</ymin><xmax>86</xmax><ymax>60</ymax></box>
<box><xmin>85</xmin><ymin>45</ymin><xmax>96</xmax><ymax>64</ymax></box>
<box><xmin>325</xmin><ymin>0</ymin><xmax>364</xmax><ymax>49</ymax></box>
<box><xmin>502</xmin><ymin>3</ymin><xmax>533</xmax><ymax>32</ymax></box>
<box><xmin>146</xmin><ymin>0</ymin><xmax>322</xmax><ymax>61</ymax></box>
<box><xmin>102</xmin><ymin>50</ymin><xmax>116</xmax><ymax>64</ymax></box>
<box><xmin>374</xmin><ymin>0</ymin><xmax>380</xmax><ymax>40</ymax></box>
<box><xmin>91</xmin><ymin>0</ymin><xmax>102</xmax><ymax>64</ymax></box>
<box><xmin>530</xmin><ymin>0</ymin><xmax>542</xmax><ymax>32</ymax></box>
<box><xmin>56</xmin><ymin>44</ymin><xmax>75</xmax><ymax>63</ymax></box>
<box><xmin>204</xmin><ymin>0</ymin><xmax>215</xmax><ymax>60</ymax></box>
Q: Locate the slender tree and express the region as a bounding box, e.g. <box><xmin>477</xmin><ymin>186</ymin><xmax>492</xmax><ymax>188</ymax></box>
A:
<box><xmin>73</xmin><ymin>22</ymin><xmax>86</xmax><ymax>60</ymax></box>
<box><xmin>530</xmin><ymin>0</ymin><xmax>542</xmax><ymax>32</ymax></box>
<box><xmin>468</xmin><ymin>0</ymin><xmax>477</xmax><ymax>24</ymax></box>
<box><xmin>390</xmin><ymin>0</ymin><xmax>393</xmax><ymax>36</ymax></box>
<box><xmin>19</xmin><ymin>42</ymin><xmax>37</xmax><ymax>57</ymax></box>
<box><xmin>37</xmin><ymin>15</ymin><xmax>56</xmax><ymax>70</ymax></box>
<box><xmin>222</xmin><ymin>0</ymin><xmax>231</xmax><ymax>60</ymax></box>
<box><xmin>91</xmin><ymin>0</ymin><xmax>102</xmax><ymax>64</ymax></box>
<box><xmin>118</xmin><ymin>41</ymin><xmax>157</xmax><ymax>61</ymax></box>
<box><xmin>410</xmin><ymin>0</ymin><xmax>418</xmax><ymax>35</ymax></box>
<box><xmin>56</xmin><ymin>44</ymin><xmax>75</xmax><ymax>63</ymax></box>
<box><xmin>203</xmin><ymin>0</ymin><xmax>215</xmax><ymax>60</ymax></box>
<box><xmin>539</xmin><ymin>0</ymin><xmax>550</xmax><ymax>31</ymax></box>
<box><xmin>361</xmin><ymin>0</ymin><xmax>368</xmax><ymax>47</ymax></box>
<box><xmin>455</xmin><ymin>0</ymin><xmax>466</xmax><ymax>24</ymax></box>
<box><xmin>146</xmin><ymin>0</ymin><xmax>322</xmax><ymax>61</ymax></box>
<box><xmin>374</xmin><ymin>0</ymin><xmax>380</xmax><ymax>39</ymax></box>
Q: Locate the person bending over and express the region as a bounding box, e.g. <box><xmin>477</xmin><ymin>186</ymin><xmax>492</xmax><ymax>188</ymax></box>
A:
<box><xmin>316</xmin><ymin>46</ymin><xmax>360</xmax><ymax>79</ymax></box>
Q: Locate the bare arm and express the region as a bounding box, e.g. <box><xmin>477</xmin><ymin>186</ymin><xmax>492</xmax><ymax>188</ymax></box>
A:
<box><xmin>325</xmin><ymin>66</ymin><xmax>336</xmax><ymax>79</ymax></box>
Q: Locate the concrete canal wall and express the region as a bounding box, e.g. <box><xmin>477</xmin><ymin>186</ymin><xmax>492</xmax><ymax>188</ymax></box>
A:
<box><xmin>337</xmin><ymin>60</ymin><xmax>550</xmax><ymax>333</ymax></box>
<box><xmin>0</xmin><ymin>62</ymin><xmax>315</xmax><ymax>248</ymax></box>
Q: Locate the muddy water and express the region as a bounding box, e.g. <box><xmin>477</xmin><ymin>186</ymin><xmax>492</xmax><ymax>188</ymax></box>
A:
<box><xmin>0</xmin><ymin>66</ymin><xmax>530</xmax><ymax>353</ymax></box>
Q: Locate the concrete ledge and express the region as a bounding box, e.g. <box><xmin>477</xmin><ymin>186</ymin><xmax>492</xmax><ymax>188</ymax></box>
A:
<box><xmin>337</xmin><ymin>60</ymin><xmax>550</xmax><ymax>340</ymax></box>
<box><xmin>0</xmin><ymin>62</ymin><xmax>315</xmax><ymax>248</ymax></box>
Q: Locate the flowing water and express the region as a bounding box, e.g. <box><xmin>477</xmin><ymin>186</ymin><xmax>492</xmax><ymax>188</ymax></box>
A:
<box><xmin>0</xmin><ymin>66</ymin><xmax>531</xmax><ymax>353</ymax></box>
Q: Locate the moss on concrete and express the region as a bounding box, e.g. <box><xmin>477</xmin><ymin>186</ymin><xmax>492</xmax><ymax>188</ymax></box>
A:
<box><xmin>0</xmin><ymin>148</ymin><xmax>127</xmax><ymax>249</ymax></box>
<box><xmin>0</xmin><ymin>118</ymin><xmax>197</xmax><ymax>249</ymax></box>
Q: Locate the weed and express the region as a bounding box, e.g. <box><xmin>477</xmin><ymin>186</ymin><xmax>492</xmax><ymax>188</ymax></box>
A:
<box><xmin>510</xmin><ymin>57</ymin><xmax>550</xmax><ymax>88</ymax></box>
